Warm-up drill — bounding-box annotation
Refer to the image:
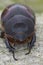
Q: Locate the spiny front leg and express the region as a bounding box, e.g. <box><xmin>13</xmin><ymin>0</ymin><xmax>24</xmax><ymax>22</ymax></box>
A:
<box><xmin>25</xmin><ymin>33</ymin><xmax>36</xmax><ymax>55</ymax></box>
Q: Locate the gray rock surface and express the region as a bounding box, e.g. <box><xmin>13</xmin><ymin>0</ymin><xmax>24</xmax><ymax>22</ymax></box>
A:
<box><xmin>0</xmin><ymin>13</ymin><xmax>43</xmax><ymax>65</ymax></box>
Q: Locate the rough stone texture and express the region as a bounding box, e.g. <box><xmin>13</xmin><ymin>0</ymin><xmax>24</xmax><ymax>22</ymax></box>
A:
<box><xmin>0</xmin><ymin>13</ymin><xmax>43</xmax><ymax>65</ymax></box>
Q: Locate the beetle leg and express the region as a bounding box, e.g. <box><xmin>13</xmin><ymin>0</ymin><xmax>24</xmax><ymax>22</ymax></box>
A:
<box><xmin>25</xmin><ymin>33</ymin><xmax>36</xmax><ymax>55</ymax></box>
<box><xmin>12</xmin><ymin>50</ymin><xmax>18</xmax><ymax>61</ymax></box>
<box><xmin>5</xmin><ymin>38</ymin><xmax>18</xmax><ymax>61</ymax></box>
<box><xmin>9</xmin><ymin>44</ymin><xmax>18</xmax><ymax>61</ymax></box>
<box><xmin>8</xmin><ymin>42</ymin><xmax>18</xmax><ymax>61</ymax></box>
<box><xmin>5</xmin><ymin>38</ymin><xmax>11</xmax><ymax>49</ymax></box>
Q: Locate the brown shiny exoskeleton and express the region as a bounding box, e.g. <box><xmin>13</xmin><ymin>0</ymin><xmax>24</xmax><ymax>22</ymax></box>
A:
<box><xmin>0</xmin><ymin>4</ymin><xmax>36</xmax><ymax>61</ymax></box>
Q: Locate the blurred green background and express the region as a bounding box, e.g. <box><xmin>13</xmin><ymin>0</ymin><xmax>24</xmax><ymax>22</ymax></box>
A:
<box><xmin>0</xmin><ymin>0</ymin><xmax>43</xmax><ymax>13</ymax></box>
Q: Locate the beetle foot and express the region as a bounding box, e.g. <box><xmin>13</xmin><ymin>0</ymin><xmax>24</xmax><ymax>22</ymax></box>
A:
<box><xmin>25</xmin><ymin>49</ymin><xmax>31</xmax><ymax>55</ymax></box>
<box><xmin>25</xmin><ymin>52</ymin><xmax>30</xmax><ymax>55</ymax></box>
<box><xmin>12</xmin><ymin>51</ymin><xmax>18</xmax><ymax>61</ymax></box>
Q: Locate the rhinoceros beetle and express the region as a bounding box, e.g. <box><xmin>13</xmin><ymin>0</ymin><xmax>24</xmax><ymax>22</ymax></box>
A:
<box><xmin>0</xmin><ymin>4</ymin><xmax>36</xmax><ymax>61</ymax></box>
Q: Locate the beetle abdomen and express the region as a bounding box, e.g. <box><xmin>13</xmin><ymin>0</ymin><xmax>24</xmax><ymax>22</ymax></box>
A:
<box><xmin>1</xmin><ymin>4</ymin><xmax>35</xmax><ymax>42</ymax></box>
